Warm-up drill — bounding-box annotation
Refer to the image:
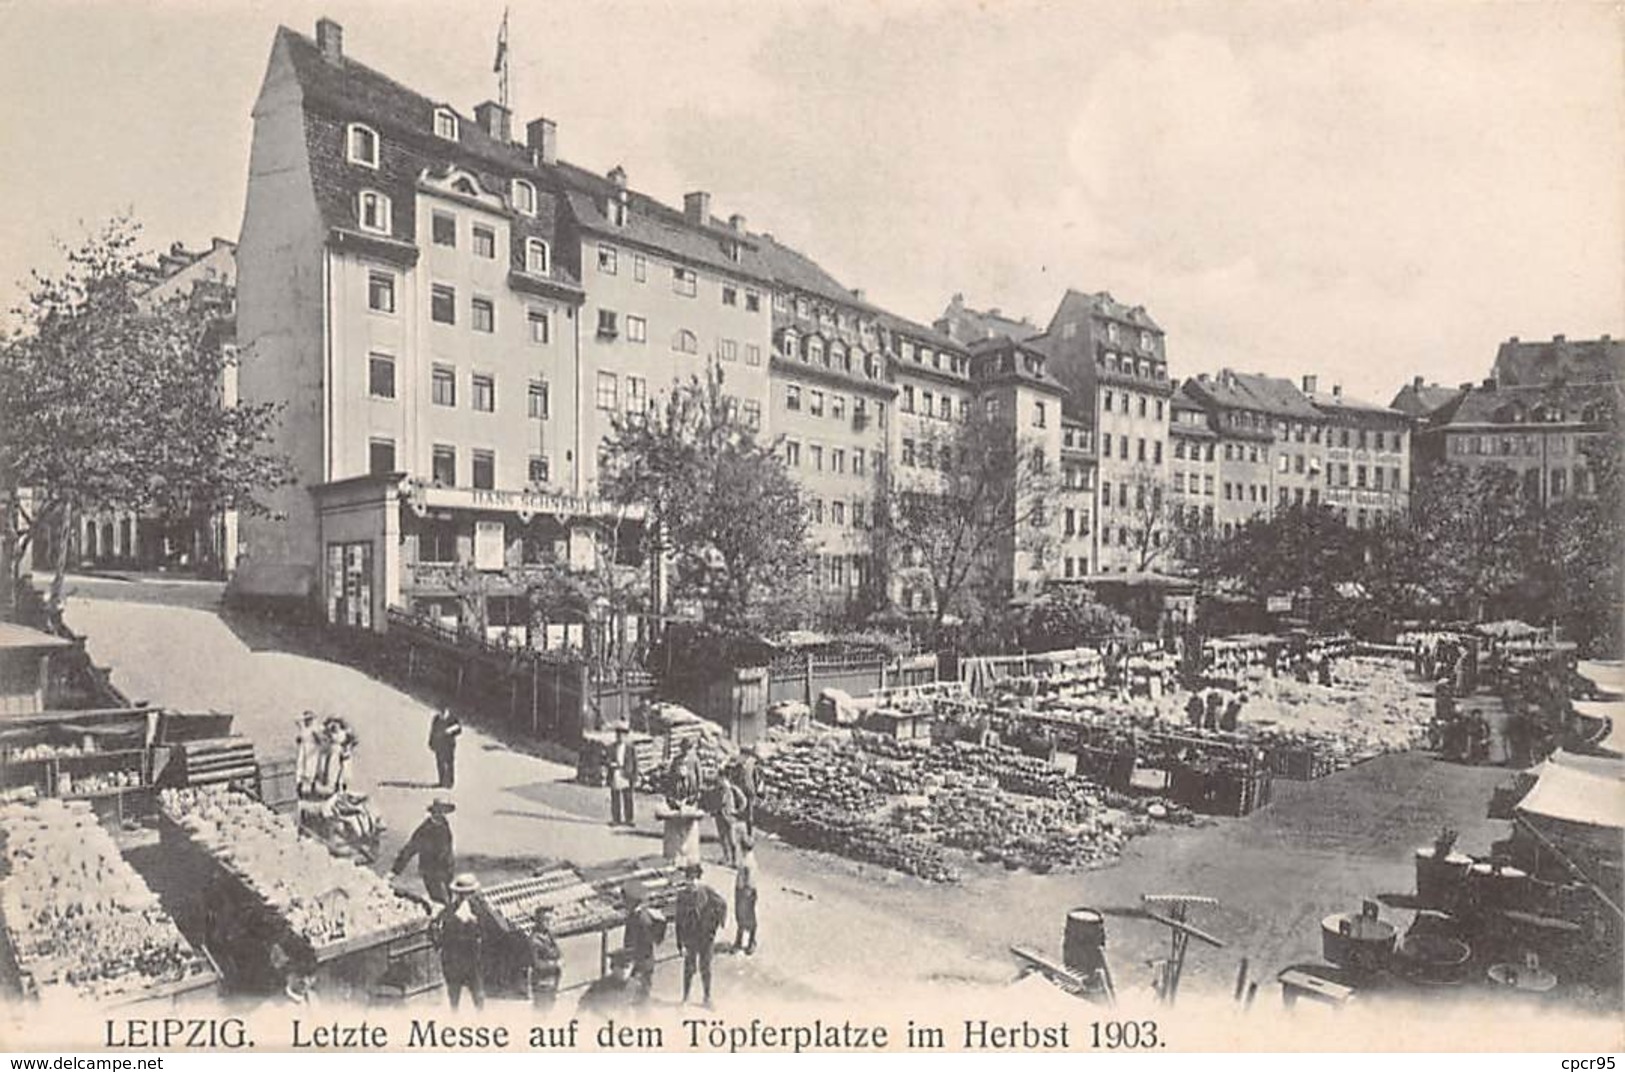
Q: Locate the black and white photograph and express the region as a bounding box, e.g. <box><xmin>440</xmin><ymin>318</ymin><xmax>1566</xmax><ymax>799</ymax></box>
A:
<box><xmin>0</xmin><ymin>0</ymin><xmax>1619</xmax><ymax>1056</ymax></box>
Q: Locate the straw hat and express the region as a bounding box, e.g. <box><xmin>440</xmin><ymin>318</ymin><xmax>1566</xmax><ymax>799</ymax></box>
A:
<box><xmin>449</xmin><ymin>873</ymin><xmax>480</xmax><ymax>895</ymax></box>
<box><xmin>428</xmin><ymin>796</ymin><xmax>457</xmax><ymax>814</ymax></box>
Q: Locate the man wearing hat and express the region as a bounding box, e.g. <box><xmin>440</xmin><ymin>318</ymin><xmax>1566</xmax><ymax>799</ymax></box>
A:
<box><xmin>393</xmin><ymin>796</ymin><xmax>457</xmax><ymax>905</ymax></box>
<box><xmin>577</xmin><ymin>948</ymin><xmax>637</xmax><ymax>1017</ymax></box>
<box><xmin>294</xmin><ymin>711</ymin><xmax>320</xmax><ymax>799</ymax></box>
<box><xmin>674</xmin><ymin>863</ymin><xmax>728</xmax><ymax>1007</ymax></box>
<box><xmin>621</xmin><ymin>882</ymin><xmax>666</xmax><ymax>1003</ymax></box>
<box><xmin>428</xmin><ymin>707</ymin><xmax>463</xmax><ymax>789</ymax></box>
<box><xmin>604</xmin><ymin>723</ymin><xmax>638</xmax><ymax>827</ymax></box>
<box><xmin>434</xmin><ymin>873</ymin><xmax>485</xmax><ymax>1010</ymax></box>
<box><xmin>527</xmin><ymin>905</ymin><xmax>563</xmax><ymax>1010</ymax></box>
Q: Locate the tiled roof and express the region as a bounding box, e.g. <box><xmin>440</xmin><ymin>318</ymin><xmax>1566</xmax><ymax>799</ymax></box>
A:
<box><xmin>1304</xmin><ymin>389</ymin><xmax>1408</xmax><ymax>421</ymax></box>
<box><xmin>1444</xmin><ymin>381</ymin><xmax>1621</xmax><ymax>427</ymax></box>
<box><xmin>1493</xmin><ymin>337</ymin><xmax>1624</xmax><ymax>387</ymax></box>
<box><xmin>1184</xmin><ymin>370</ymin><xmax>1320</xmax><ymax>420</ymax></box>
<box><xmin>1390</xmin><ymin>382</ymin><xmax>1465</xmax><ymax>418</ymax></box>
<box><xmin>754</xmin><ymin>234</ymin><xmax>863</xmax><ymax>308</ymax></box>
<box><xmin>967</xmin><ymin>337</ymin><xmax>1065</xmax><ymax>391</ymax></box>
<box><xmin>1058</xmin><ymin>288</ymin><xmax>1163</xmax><ymax>333</ymax></box>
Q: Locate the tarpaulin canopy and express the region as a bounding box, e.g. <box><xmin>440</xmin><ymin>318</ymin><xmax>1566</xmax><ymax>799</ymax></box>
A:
<box><xmin>1516</xmin><ymin>760</ymin><xmax>1625</xmax><ymax>829</ymax></box>
<box><xmin>1579</xmin><ymin>660</ymin><xmax>1625</xmax><ymax>695</ymax></box>
<box><xmin>1545</xmin><ymin>747</ymin><xmax>1625</xmax><ymax>781</ymax></box>
<box><xmin>1571</xmin><ymin>699</ymin><xmax>1625</xmax><ymax>758</ymax></box>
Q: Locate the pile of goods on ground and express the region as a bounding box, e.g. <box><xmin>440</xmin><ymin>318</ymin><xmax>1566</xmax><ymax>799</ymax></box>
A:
<box><xmin>756</xmin><ymin>732</ymin><xmax>1181</xmax><ymax>881</ymax></box>
<box><xmin>0</xmin><ymin>798</ymin><xmax>208</xmax><ymax>1000</ymax></box>
<box><xmin>158</xmin><ymin>786</ymin><xmax>426</xmax><ymax>947</ymax></box>
<box><xmin>477</xmin><ymin>867</ymin><xmax>623</xmax><ymax>937</ymax></box>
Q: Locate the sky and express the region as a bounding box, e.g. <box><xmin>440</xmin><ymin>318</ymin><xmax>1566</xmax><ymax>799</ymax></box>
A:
<box><xmin>0</xmin><ymin>0</ymin><xmax>1619</xmax><ymax>405</ymax></box>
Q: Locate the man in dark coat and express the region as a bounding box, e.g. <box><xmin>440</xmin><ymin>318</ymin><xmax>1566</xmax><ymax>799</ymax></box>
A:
<box><xmin>711</xmin><ymin>776</ymin><xmax>748</xmax><ymax>867</ymax></box>
<box><xmin>621</xmin><ymin>884</ymin><xmax>666</xmax><ymax>1003</ymax></box>
<box><xmin>433</xmin><ymin>873</ymin><xmax>485</xmax><ymax>1010</ymax></box>
<box><xmin>577</xmin><ymin>949</ymin><xmax>638</xmax><ymax>1017</ymax></box>
<box><xmin>605</xmin><ymin>724</ymin><xmax>639</xmax><ymax>827</ymax></box>
<box><xmin>733</xmin><ymin>748</ymin><xmax>761</xmax><ymax>838</ymax></box>
<box><xmin>674</xmin><ymin>863</ymin><xmax>728</xmax><ymax>1007</ymax></box>
<box><xmin>429</xmin><ymin>707</ymin><xmax>462</xmax><ymax>789</ymax></box>
<box><xmin>393</xmin><ymin>796</ymin><xmax>456</xmax><ymax>904</ymax></box>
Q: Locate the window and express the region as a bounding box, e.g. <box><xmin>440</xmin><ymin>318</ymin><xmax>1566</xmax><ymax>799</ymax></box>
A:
<box><xmin>595</xmin><ymin>371</ymin><xmax>618</xmax><ymax>410</ymax></box>
<box><xmin>472</xmin><ymin>225</ymin><xmax>496</xmax><ymax>259</ymax></box>
<box><xmin>1154</xmin><ymin>441</ymin><xmax>1163</xmax><ymax>464</ymax></box>
<box><xmin>672</xmin><ymin>267</ymin><xmax>697</xmax><ymax>297</ymax></box>
<box><xmin>432</xmin><ymin>212</ymin><xmax>457</xmax><ymax>247</ymax></box>
<box><xmin>431</xmin><ymin>364</ymin><xmax>456</xmax><ymax>407</ymax></box>
<box><xmin>808</xmin><ymin>390</ymin><xmax>826</xmax><ymax>417</ymax></box>
<box><xmin>1155</xmin><ymin>400</ymin><xmax>1164</xmax><ymax>420</ymax></box>
<box><xmin>357</xmin><ymin>190</ymin><xmax>391</xmax><ymax>234</ymax></box>
<box><xmin>831</xmin><ymin>449</ymin><xmax>845</xmax><ymax>474</ymax></box>
<box><xmin>720</xmin><ymin>338</ymin><xmax>738</xmax><ymax>362</ymax></box>
<box><xmin>831</xmin><ymin>396</ymin><xmax>846</xmax><ymax>421</ymax></box>
<box><xmin>854</xmin><ymin>502</ymin><xmax>866</xmax><ymax>528</ymax></box>
<box><xmin>1173</xmin><ymin>474</ymin><xmax>1185</xmax><ymax>493</ymax></box>
<box><xmin>901</xmin><ymin>386</ymin><xmax>915</xmax><ymax>413</ymax></box>
<box><xmin>598</xmin><ymin>245</ymin><xmax>618</xmax><ymax>274</ymax></box>
<box><xmin>1374</xmin><ymin>467</ymin><xmax>1386</xmax><ymax>490</ymax></box>
<box><xmin>672</xmin><ymin>329</ymin><xmax>698</xmax><ymax>354</ymax></box>
<box><xmin>722</xmin><ymin>285</ymin><xmax>738</xmax><ymax>307</ymax></box>
<box><xmin>597</xmin><ymin>309</ymin><xmax>618</xmax><ymax>338</ymax></box>
<box><xmin>902</xmin><ymin>439</ymin><xmax>916</xmax><ymax>467</ymax></box>
<box><xmin>785</xmin><ymin>441</ymin><xmax>801</xmax><ymax>467</ymax></box>
<box><xmin>525</xmin><ymin>238</ymin><xmax>550</xmax><ymax>274</ymax></box>
<box><xmin>959</xmin><ymin>399</ymin><xmax>971</xmax><ymax>423</ymax></box>
<box><xmin>1107</xmin><ymin>322</ymin><xmax>1119</xmax><ymax>343</ymax></box>
<box><xmin>985</xmin><ymin>398</ymin><xmax>1000</xmax><ymax>419</ymax></box>
<box><xmin>528</xmin><ymin>456</ymin><xmax>551</xmax><ymax>487</ymax></box>
<box><xmin>368</xmin><ymin>352</ymin><xmax>395</xmax><ymax>398</ymax></box>
<box><xmin>922</xmin><ymin>391</ymin><xmax>934</xmax><ymax>417</ymax></box>
<box><xmin>434</xmin><ymin>108</ymin><xmax>459</xmax><ymax>140</ymax></box>
<box><xmin>472</xmin><ymin>374</ymin><xmax>495</xmax><ymax>412</ymax></box>
<box><xmin>811</xmin><ymin>499</ymin><xmax>824</xmax><ymax>523</ymax></box>
<box><xmin>1356</xmin><ymin>465</ymin><xmax>1368</xmax><ymax>488</ymax></box>
<box><xmin>741</xmin><ymin>400</ymin><xmax>760</xmax><ymax>430</ymax></box>
<box><xmin>1103</xmin><ymin>390</ymin><xmax>1113</xmax><ymax>413</ymax></box>
<box><xmin>367</xmin><ymin>271</ymin><xmax>396</xmax><ymax>313</ymax></box>
<box><xmin>745</xmin><ymin>291</ymin><xmax>761</xmax><ymax>312</ymax></box>
<box><xmin>810</xmin><ymin>445</ymin><xmax>824</xmax><ymax>471</ymax></box>
<box><xmin>745</xmin><ymin>344</ymin><xmax>761</xmax><ymax>367</ymax></box>
<box><xmin>626</xmin><ymin>376</ymin><xmax>647</xmax><ymax>413</ymax></box>
<box><xmin>432</xmin><ymin>445</ymin><xmax>457</xmax><ymax>487</ymax></box>
<box><xmin>1137</xmin><ymin>438</ymin><xmax>1146</xmax><ymax>462</ymax></box>
<box><xmin>613</xmin><ymin>315</ymin><xmax>640</xmax><ymax>344</ymax></box>
<box><xmin>472</xmin><ymin>450</ymin><xmax>495</xmax><ymax>490</ymax></box>
<box><xmin>471</xmin><ymin>297</ymin><xmax>495</xmax><ymax>333</ymax></box>
<box><xmin>432</xmin><ymin>285</ymin><xmax>456</xmax><ymax>324</ymax></box>
<box><xmin>511</xmin><ymin>179</ymin><xmax>537</xmax><ymax>216</ymax></box>
<box><xmin>346</xmin><ymin>123</ymin><xmax>379</xmax><ymax>168</ymax></box>
<box><xmin>528</xmin><ymin>380</ymin><xmax>550</xmax><ymax>420</ymax></box>
<box><xmin>1138</xmin><ymin>396</ymin><xmax>1148</xmax><ymax>418</ymax></box>
<box><xmin>1294</xmin><ymin>454</ymin><xmax>1305</xmax><ymax>474</ymax></box>
<box><xmin>832</xmin><ymin>501</ymin><xmax>846</xmax><ymax>526</ymax></box>
<box><xmin>368</xmin><ymin>437</ymin><xmax>395</xmax><ymax>475</ymax></box>
<box><xmin>1101</xmin><ymin>482</ymin><xmax>1111</xmax><ymax>509</ymax></box>
<box><xmin>808</xmin><ymin>338</ymin><xmax>826</xmax><ymax>366</ymax></box>
<box><xmin>528</xmin><ymin>308</ymin><xmax>551</xmax><ymax>344</ymax></box>
<box><xmin>1034</xmin><ymin>401</ymin><xmax>1047</xmax><ymax>428</ymax></box>
<box><xmin>786</xmin><ymin>385</ymin><xmax>801</xmax><ymax>411</ymax></box>
<box><xmin>632</xmin><ymin>254</ymin><xmax>646</xmax><ymax>282</ymax></box>
<box><xmin>853</xmin><ymin>450</ymin><xmax>866</xmax><ymax>476</ymax></box>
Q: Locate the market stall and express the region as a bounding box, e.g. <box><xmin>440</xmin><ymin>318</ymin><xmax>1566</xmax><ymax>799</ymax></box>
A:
<box><xmin>155</xmin><ymin>786</ymin><xmax>436</xmax><ymax>1002</ymax></box>
<box><xmin>0</xmin><ymin>798</ymin><xmax>216</xmax><ymax>1006</ymax></box>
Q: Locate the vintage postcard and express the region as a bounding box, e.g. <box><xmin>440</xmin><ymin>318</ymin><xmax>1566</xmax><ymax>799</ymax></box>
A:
<box><xmin>0</xmin><ymin>0</ymin><xmax>1619</xmax><ymax>1057</ymax></box>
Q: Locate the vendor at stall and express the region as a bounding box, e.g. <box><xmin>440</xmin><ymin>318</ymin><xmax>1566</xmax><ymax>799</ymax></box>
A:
<box><xmin>622</xmin><ymin>883</ymin><xmax>667</xmax><ymax>1003</ymax></box>
<box><xmin>393</xmin><ymin>796</ymin><xmax>457</xmax><ymax>905</ymax></box>
<box><xmin>528</xmin><ymin>906</ymin><xmax>563</xmax><ymax>1010</ymax></box>
<box><xmin>434</xmin><ymin>873</ymin><xmax>485</xmax><ymax>1011</ymax></box>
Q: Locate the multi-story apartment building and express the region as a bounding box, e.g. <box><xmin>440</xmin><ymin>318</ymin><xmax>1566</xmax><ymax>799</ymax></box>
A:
<box><xmin>755</xmin><ymin>236</ymin><xmax>894</xmax><ymax>613</ymax></box>
<box><xmin>934</xmin><ymin>293</ymin><xmax>1041</xmax><ymax>346</ymax></box>
<box><xmin>1179</xmin><ymin>370</ymin><xmax>1321</xmax><ymax>533</ymax></box>
<box><xmin>1302</xmin><ymin>377</ymin><xmax>1411</xmax><ymax>527</ymax></box>
<box><xmin>1057</xmin><ymin>414</ymin><xmax>1099</xmax><ymax>580</ymax></box>
<box><xmin>1032</xmin><ymin>290</ymin><xmax>1172</xmax><ymax>574</ymax></box>
<box><xmin>1168</xmin><ymin>383</ymin><xmax>1217</xmax><ymax>531</ymax></box>
<box><xmin>1405</xmin><ymin>335</ymin><xmax>1622</xmax><ymax>509</ymax></box>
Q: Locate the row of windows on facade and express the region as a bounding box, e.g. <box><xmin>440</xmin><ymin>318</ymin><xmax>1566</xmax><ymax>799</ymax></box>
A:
<box><xmin>813</xmin><ymin>553</ymin><xmax>871</xmax><ymax>593</ymax></box>
<box><xmin>1218</xmin><ymin>410</ymin><xmax>1406</xmax><ymax>452</ymax></box>
<box><xmin>780</xmin><ymin>293</ymin><xmax>969</xmax><ymax>377</ymax></box>
<box><xmin>783</xmin><ymin>440</ymin><xmax>877</xmax><ymax>478</ymax></box>
<box><xmin>429</xmin><ymin>209</ymin><xmax>551</xmax><ymax>273</ymax></box>
<box><xmin>369</xmin><ymin>354</ymin><xmax>553</xmax><ymax>418</ymax></box>
<box><xmin>779</xmin><ymin>329</ymin><xmax>886</xmax><ymax>380</ymax></box>
<box><xmin>1169</xmin><ymin>461</ymin><xmax>1405</xmax><ymax>495</ymax></box>
<box><xmin>365</xmin><ymin>269</ymin><xmax>556</xmax><ymax>342</ymax></box>
<box><xmin>1098</xmin><ymin>433</ymin><xmax>1166</xmax><ymax>465</ymax></box>
<box><xmin>591</xmin><ymin>309</ymin><xmax>763</xmax><ymax>365</ymax></box>
<box><xmin>1100</xmin><ymin>390</ymin><xmax>1167</xmax><ymax>422</ymax></box>
<box><xmin>1451</xmin><ymin>432</ymin><xmax>1593</xmax><ymax>457</ymax></box>
<box><xmin>783</xmin><ymin>384</ymin><xmax>885</xmax><ymax>428</ymax></box>
<box><xmin>589</xmin><ymin>370</ymin><xmax>762</xmax><ymax>429</ymax></box>
<box><xmin>1097</xmin><ymin>350</ymin><xmax>1165</xmax><ymax>382</ymax></box>
<box><xmin>1060</xmin><ymin>318</ymin><xmax>1156</xmax><ymax>352</ymax></box>
<box><xmin>806</xmin><ymin>496</ymin><xmax>870</xmax><ymax>529</ymax></box>
<box><xmin>367</xmin><ymin>439</ymin><xmax>553</xmax><ymax>491</ymax></box>
<box><xmin>1096</xmin><ymin>482</ymin><xmax>1166</xmax><ymax>513</ymax></box>
<box><xmin>346</xmin><ymin>121</ymin><xmax>547</xmax><ymax>218</ymax></box>
<box><xmin>595</xmin><ymin>243</ymin><xmax>762</xmax><ymax>308</ymax></box>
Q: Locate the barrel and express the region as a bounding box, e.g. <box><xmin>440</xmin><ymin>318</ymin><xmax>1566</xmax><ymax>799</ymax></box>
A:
<box><xmin>1063</xmin><ymin>908</ymin><xmax>1108</xmax><ymax>976</ymax></box>
<box><xmin>1395</xmin><ymin>933</ymin><xmax>1472</xmax><ymax>985</ymax></box>
<box><xmin>1414</xmin><ymin>847</ymin><xmax>1474</xmax><ymax>907</ymax></box>
<box><xmin>1321</xmin><ymin>912</ymin><xmax>1396</xmax><ymax>972</ymax></box>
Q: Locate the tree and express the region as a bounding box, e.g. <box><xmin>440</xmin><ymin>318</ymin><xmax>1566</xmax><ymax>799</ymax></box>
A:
<box><xmin>879</xmin><ymin>410</ymin><xmax>1058</xmax><ymax>628</ymax></box>
<box><xmin>1532</xmin><ymin>432</ymin><xmax>1624</xmax><ymax>655</ymax></box>
<box><xmin>1196</xmin><ymin>503</ymin><xmax>1366</xmax><ymax>626</ymax></box>
<box><xmin>1118</xmin><ymin>464</ymin><xmax>1176</xmax><ymax>572</ymax></box>
<box><xmin>1019</xmin><ymin>585</ymin><xmax>1135</xmax><ymax>650</ymax></box>
<box><xmin>1407</xmin><ymin>462</ymin><xmax>1538</xmax><ymax>621</ymax></box>
<box><xmin>598</xmin><ymin>364</ymin><xmax>812</xmax><ymax>636</ymax></box>
<box><xmin>0</xmin><ymin>219</ymin><xmax>292</xmax><ymax>611</ymax></box>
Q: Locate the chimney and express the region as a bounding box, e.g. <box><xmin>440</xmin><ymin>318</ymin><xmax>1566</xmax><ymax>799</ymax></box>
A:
<box><xmin>1459</xmin><ymin>382</ymin><xmax>1474</xmax><ymax>391</ymax></box>
<box><xmin>316</xmin><ymin>17</ymin><xmax>344</xmax><ymax>63</ymax></box>
<box><xmin>526</xmin><ymin>118</ymin><xmax>557</xmax><ymax>165</ymax></box>
<box><xmin>1509</xmin><ymin>335</ymin><xmax>1520</xmax><ymax>344</ymax></box>
<box><xmin>1413</xmin><ymin>375</ymin><xmax>1424</xmax><ymax>388</ymax></box>
<box><xmin>728</xmin><ymin>213</ymin><xmax>746</xmax><ymax>233</ymax></box>
<box><xmin>1553</xmin><ymin>333</ymin><xmax>1566</xmax><ymax>343</ymax></box>
<box><xmin>684</xmin><ymin>191</ymin><xmax>711</xmax><ymax>225</ymax></box>
<box><xmin>473</xmin><ymin>101</ymin><xmax>511</xmax><ymax>142</ymax></box>
<box><xmin>1483</xmin><ymin>377</ymin><xmax>1497</xmax><ymax>390</ymax></box>
<box><xmin>1301</xmin><ymin>374</ymin><xmax>1318</xmax><ymax>394</ymax></box>
<box><xmin>851</xmin><ymin>288</ymin><xmax>866</xmax><ymax>302</ymax></box>
<box><xmin>1331</xmin><ymin>384</ymin><xmax>1342</xmax><ymax>398</ymax></box>
<box><xmin>608</xmin><ymin>165</ymin><xmax>627</xmax><ymax>188</ymax></box>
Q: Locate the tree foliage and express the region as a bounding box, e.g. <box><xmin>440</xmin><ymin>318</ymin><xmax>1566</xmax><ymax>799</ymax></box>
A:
<box><xmin>879</xmin><ymin>410</ymin><xmax>1058</xmax><ymax>627</ymax></box>
<box><xmin>0</xmin><ymin>218</ymin><xmax>292</xmax><ymax>608</ymax></box>
<box><xmin>598</xmin><ymin>364</ymin><xmax>812</xmax><ymax>636</ymax></box>
<box><xmin>1118</xmin><ymin>464</ymin><xmax>1177</xmax><ymax>572</ymax></box>
<box><xmin>1019</xmin><ymin>586</ymin><xmax>1136</xmax><ymax>650</ymax></box>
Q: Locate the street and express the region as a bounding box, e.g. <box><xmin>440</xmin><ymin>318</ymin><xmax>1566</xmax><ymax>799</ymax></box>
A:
<box><xmin>63</xmin><ymin>574</ymin><xmax>1515</xmax><ymax>1009</ymax></box>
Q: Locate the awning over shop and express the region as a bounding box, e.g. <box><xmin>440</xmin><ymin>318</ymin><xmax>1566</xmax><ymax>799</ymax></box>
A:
<box><xmin>1579</xmin><ymin>660</ymin><xmax>1625</xmax><ymax>695</ymax></box>
<box><xmin>1571</xmin><ymin>699</ymin><xmax>1625</xmax><ymax>758</ymax></box>
<box><xmin>1516</xmin><ymin>760</ymin><xmax>1625</xmax><ymax>830</ymax></box>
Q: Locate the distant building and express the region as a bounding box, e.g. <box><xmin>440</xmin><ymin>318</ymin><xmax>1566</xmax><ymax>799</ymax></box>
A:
<box><xmin>1167</xmin><ymin>383</ymin><xmax>1217</xmax><ymax>533</ymax></box>
<box><xmin>934</xmin><ymin>293</ymin><xmax>1041</xmax><ymax>346</ymax></box>
<box><xmin>1179</xmin><ymin>369</ymin><xmax>1324</xmax><ymax>534</ymax></box>
<box><xmin>1301</xmin><ymin>378</ymin><xmax>1412</xmax><ymax>527</ymax></box>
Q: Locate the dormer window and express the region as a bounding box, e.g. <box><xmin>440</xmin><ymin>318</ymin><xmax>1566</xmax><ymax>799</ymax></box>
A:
<box><xmin>808</xmin><ymin>337</ymin><xmax>826</xmax><ymax>366</ymax></box>
<box><xmin>434</xmin><ymin>108</ymin><xmax>459</xmax><ymax>141</ymax></box>
<box><xmin>511</xmin><ymin>179</ymin><xmax>537</xmax><ymax>216</ymax></box>
<box><xmin>610</xmin><ymin>196</ymin><xmax>628</xmax><ymax>227</ymax></box>
<box><xmin>357</xmin><ymin>190</ymin><xmax>392</xmax><ymax>235</ymax></box>
<box><xmin>525</xmin><ymin>238</ymin><xmax>550</xmax><ymax>275</ymax></box>
<box><xmin>346</xmin><ymin>123</ymin><xmax>379</xmax><ymax>168</ymax></box>
<box><xmin>780</xmin><ymin>329</ymin><xmax>799</xmax><ymax>357</ymax></box>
